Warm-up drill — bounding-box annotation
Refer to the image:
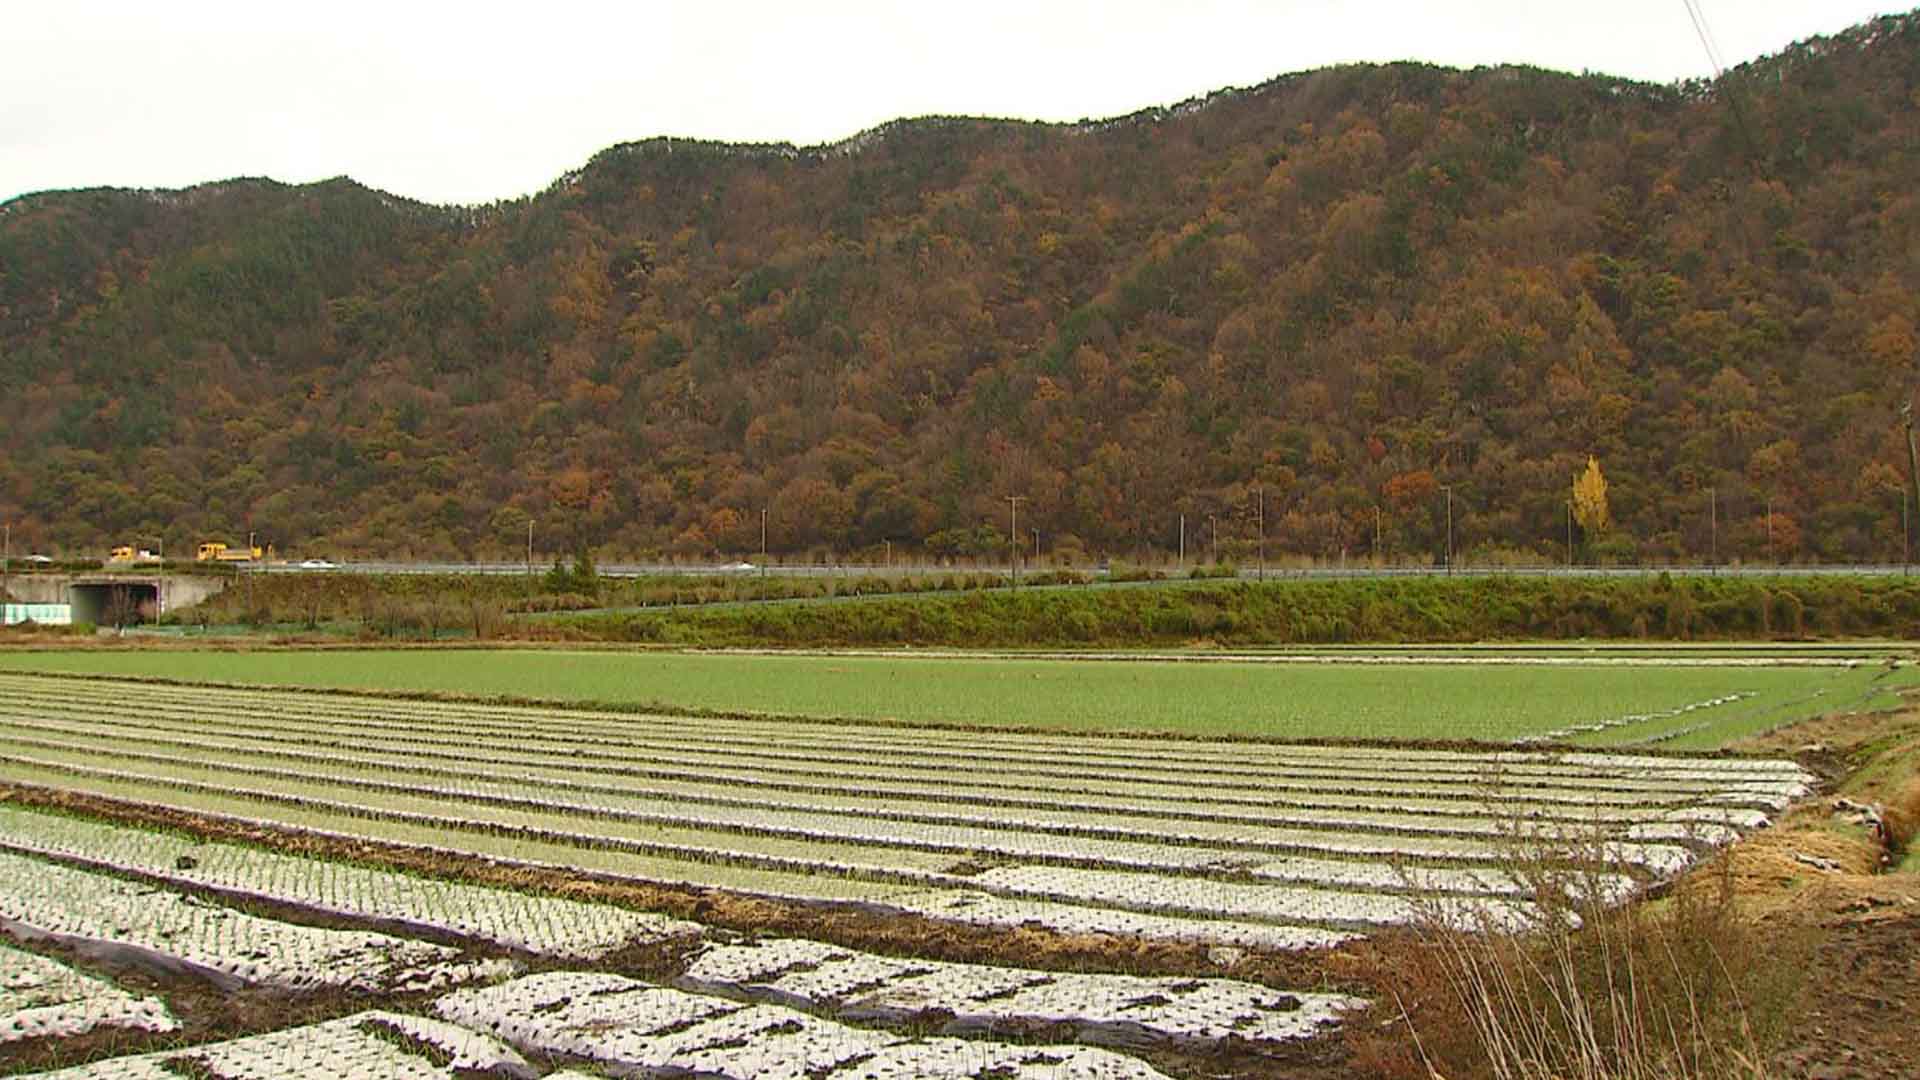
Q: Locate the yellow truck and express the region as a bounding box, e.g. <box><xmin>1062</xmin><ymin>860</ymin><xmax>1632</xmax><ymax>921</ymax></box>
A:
<box><xmin>107</xmin><ymin>546</ymin><xmax>159</xmax><ymax>563</ymax></box>
<box><xmin>196</xmin><ymin>541</ymin><xmax>265</xmax><ymax>563</ymax></box>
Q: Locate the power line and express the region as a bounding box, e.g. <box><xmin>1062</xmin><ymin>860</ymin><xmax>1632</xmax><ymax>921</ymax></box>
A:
<box><xmin>1680</xmin><ymin>0</ymin><xmax>1763</xmax><ymax>176</ymax></box>
<box><xmin>1681</xmin><ymin>0</ymin><xmax>1726</xmax><ymax>76</ymax></box>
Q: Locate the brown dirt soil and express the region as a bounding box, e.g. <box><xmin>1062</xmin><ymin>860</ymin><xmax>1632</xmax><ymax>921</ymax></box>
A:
<box><xmin>1730</xmin><ymin>707</ymin><xmax>1920</xmax><ymax>1080</ymax></box>
<box><xmin>1767</xmin><ymin>911</ymin><xmax>1920</xmax><ymax>1080</ymax></box>
<box><xmin>1672</xmin><ymin>818</ymin><xmax>1920</xmax><ymax>1078</ymax></box>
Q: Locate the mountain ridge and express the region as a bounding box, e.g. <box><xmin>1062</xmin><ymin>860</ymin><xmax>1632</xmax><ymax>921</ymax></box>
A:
<box><xmin>2</xmin><ymin>10</ymin><xmax>1917</xmax><ymax>565</ymax></box>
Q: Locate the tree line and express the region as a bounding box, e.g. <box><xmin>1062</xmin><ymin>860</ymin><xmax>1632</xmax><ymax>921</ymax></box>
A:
<box><xmin>2</xmin><ymin>13</ymin><xmax>1918</xmax><ymax>566</ymax></box>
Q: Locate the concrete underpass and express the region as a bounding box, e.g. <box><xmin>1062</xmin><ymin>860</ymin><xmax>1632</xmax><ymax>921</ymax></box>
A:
<box><xmin>68</xmin><ymin>580</ymin><xmax>161</xmax><ymax>627</ymax></box>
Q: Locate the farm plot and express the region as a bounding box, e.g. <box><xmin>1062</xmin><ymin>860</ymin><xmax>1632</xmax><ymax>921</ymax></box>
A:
<box><xmin>0</xmin><ymin>673</ymin><xmax>1818</xmax><ymax>800</ymax></box>
<box><xmin>0</xmin><ymin>671</ymin><xmax>1814</xmax><ymax>951</ymax></box>
<box><xmin>0</xmin><ymin>847</ymin><xmax>513</xmax><ymax>994</ymax></box>
<box><xmin>0</xmin><ymin>801</ymin><xmax>1363</xmax><ymax>1065</ymax></box>
<box><xmin>26</xmin><ymin>1010</ymin><xmax>535</xmax><ymax>1079</ymax></box>
<box><xmin>0</xmin><ymin>941</ymin><xmax>176</xmax><ymax>1044</ymax></box>
<box><xmin>0</xmin><ymin>687</ymin><xmax>1812</xmax><ymax>829</ymax></box>
<box><xmin>0</xmin><ymin>805</ymin><xmax>700</xmax><ymax>961</ymax></box>
<box><xmin>678</xmin><ymin>937</ymin><xmax>1360</xmax><ymax>1048</ymax></box>
<box><xmin>0</xmin><ymin>648</ymin><xmax>1906</xmax><ymax>744</ymax></box>
<box><xmin>436</xmin><ymin>971</ymin><xmax>1180</xmax><ymax>1079</ymax></box>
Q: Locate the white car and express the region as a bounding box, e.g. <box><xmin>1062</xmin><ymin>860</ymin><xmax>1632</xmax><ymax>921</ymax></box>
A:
<box><xmin>720</xmin><ymin>561</ymin><xmax>758</xmax><ymax>572</ymax></box>
<box><xmin>22</xmin><ymin>555</ymin><xmax>53</xmax><ymax>565</ymax></box>
<box><xmin>297</xmin><ymin>559</ymin><xmax>338</xmax><ymax>570</ymax></box>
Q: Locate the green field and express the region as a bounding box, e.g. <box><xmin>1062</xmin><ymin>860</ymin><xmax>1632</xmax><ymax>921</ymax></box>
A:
<box><xmin>0</xmin><ymin>649</ymin><xmax>1909</xmax><ymax>748</ymax></box>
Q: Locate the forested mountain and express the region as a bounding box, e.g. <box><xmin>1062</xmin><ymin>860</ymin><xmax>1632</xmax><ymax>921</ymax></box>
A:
<box><xmin>3</xmin><ymin>12</ymin><xmax>1919</xmax><ymax>565</ymax></box>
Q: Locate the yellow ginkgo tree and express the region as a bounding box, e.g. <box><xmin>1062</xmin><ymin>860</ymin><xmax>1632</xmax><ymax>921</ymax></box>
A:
<box><xmin>1572</xmin><ymin>455</ymin><xmax>1610</xmax><ymax>535</ymax></box>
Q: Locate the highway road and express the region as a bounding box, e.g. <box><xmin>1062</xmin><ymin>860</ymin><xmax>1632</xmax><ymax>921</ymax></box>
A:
<box><xmin>260</xmin><ymin>560</ymin><xmax>1920</xmax><ymax>580</ymax></box>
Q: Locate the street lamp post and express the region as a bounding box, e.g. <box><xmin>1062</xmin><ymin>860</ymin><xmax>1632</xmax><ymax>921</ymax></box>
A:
<box><xmin>1178</xmin><ymin>514</ymin><xmax>1185</xmax><ymax>568</ymax></box>
<box><xmin>760</xmin><ymin>508</ymin><xmax>768</xmax><ymax>578</ymax></box>
<box><xmin>1709</xmin><ymin>487</ymin><xmax>1717</xmax><ymax>568</ymax></box>
<box><xmin>1440</xmin><ymin>485</ymin><xmax>1454</xmax><ymax>574</ymax></box>
<box><xmin>1208</xmin><ymin>514</ymin><xmax>1217</xmax><ymax>565</ymax></box>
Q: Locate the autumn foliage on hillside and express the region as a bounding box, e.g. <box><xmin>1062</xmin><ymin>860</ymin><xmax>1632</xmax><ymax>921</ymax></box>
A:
<box><xmin>2</xmin><ymin>12</ymin><xmax>1918</xmax><ymax>563</ymax></box>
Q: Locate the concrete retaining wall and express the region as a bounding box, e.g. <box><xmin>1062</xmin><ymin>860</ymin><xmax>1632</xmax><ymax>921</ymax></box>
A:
<box><xmin>0</xmin><ymin>574</ymin><xmax>227</xmax><ymax>612</ymax></box>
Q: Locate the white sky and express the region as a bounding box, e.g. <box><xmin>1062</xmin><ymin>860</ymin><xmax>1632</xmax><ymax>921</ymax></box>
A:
<box><xmin>1</xmin><ymin>1</ymin><xmax>1903</xmax><ymax>207</ymax></box>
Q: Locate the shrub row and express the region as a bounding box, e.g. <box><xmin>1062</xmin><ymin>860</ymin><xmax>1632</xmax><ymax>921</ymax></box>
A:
<box><xmin>573</xmin><ymin>574</ymin><xmax>1920</xmax><ymax>647</ymax></box>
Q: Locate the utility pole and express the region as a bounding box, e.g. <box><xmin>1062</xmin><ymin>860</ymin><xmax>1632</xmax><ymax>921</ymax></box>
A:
<box><xmin>247</xmin><ymin>529</ymin><xmax>256</xmax><ymax>615</ymax></box>
<box><xmin>1565</xmin><ymin>499</ymin><xmax>1573</xmax><ymax>568</ymax></box>
<box><xmin>1178</xmin><ymin>514</ymin><xmax>1185</xmax><ymax>568</ymax></box>
<box><xmin>1208</xmin><ymin>514</ymin><xmax>1217</xmax><ymax>565</ymax></box>
<box><xmin>156</xmin><ymin>535</ymin><xmax>164</xmax><ymax>618</ymax></box>
<box><xmin>1709</xmin><ymin>487</ymin><xmax>1717</xmax><ymax>568</ymax></box>
<box><xmin>884</xmin><ymin>539</ymin><xmax>891</xmax><ymax>568</ymax></box>
<box><xmin>1031</xmin><ymin>528</ymin><xmax>1039</xmax><ymax>567</ymax></box>
<box><xmin>1441</xmin><ymin>485</ymin><xmax>1454</xmax><ymax>574</ymax></box>
<box><xmin>1903</xmin><ymin>490</ymin><xmax>1909</xmax><ymax>574</ymax></box>
<box><xmin>2</xmin><ymin>522</ymin><xmax>9</xmax><ymax>627</ymax></box>
<box><xmin>1006</xmin><ymin>496</ymin><xmax>1025</xmax><ymax>584</ymax></box>
<box><xmin>1766</xmin><ymin>497</ymin><xmax>1775</xmax><ymax>565</ymax></box>
<box><xmin>760</xmin><ymin>507</ymin><xmax>768</xmax><ymax>578</ymax></box>
<box><xmin>1374</xmin><ymin>507</ymin><xmax>1382</xmax><ymax>567</ymax></box>
<box><xmin>1256</xmin><ymin>487</ymin><xmax>1265</xmax><ymax>581</ymax></box>
<box><xmin>1904</xmin><ymin>402</ymin><xmax>1920</xmax><ymax>575</ymax></box>
<box><xmin>526</xmin><ymin>518</ymin><xmax>533</xmax><ymax>580</ymax></box>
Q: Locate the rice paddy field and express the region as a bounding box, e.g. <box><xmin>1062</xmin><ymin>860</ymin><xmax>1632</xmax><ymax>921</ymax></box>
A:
<box><xmin>0</xmin><ymin>646</ymin><xmax>1896</xmax><ymax>1077</ymax></box>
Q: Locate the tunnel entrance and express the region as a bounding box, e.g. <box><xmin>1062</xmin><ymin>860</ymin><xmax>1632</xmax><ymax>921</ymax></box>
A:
<box><xmin>69</xmin><ymin>581</ymin><xmax>160</xmax><ymax>628</ymax></box>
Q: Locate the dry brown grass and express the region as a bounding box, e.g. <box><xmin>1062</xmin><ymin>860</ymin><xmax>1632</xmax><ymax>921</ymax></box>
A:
<box><xmin>1342</xmin><ymin>847</ymin><xmax>1809</xmax><ymax>1080</ymax></box>
<box><xmin>1668</xmin><ymin>821</ymin><xmax>1882</xmax><ymax>920</ymax></box>
<box><xmin>1882</xmin><ymin>775</ymin><xmax>1920</xmax><ymax>855</ymax></box>
<box><xmin>1344</xmin><ymin>704</ymin><xmax>1920</xmax><ymax>1080</ymax></box>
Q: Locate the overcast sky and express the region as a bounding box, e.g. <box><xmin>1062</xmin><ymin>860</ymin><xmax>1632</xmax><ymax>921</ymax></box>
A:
<box><xmin>2</xmin><ymin>1</ymin><xmax>1903</xmax><ymax>207</ymax></box>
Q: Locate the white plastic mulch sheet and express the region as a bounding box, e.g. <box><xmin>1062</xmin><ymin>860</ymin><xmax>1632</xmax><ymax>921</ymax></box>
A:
<box><xmin>22</xmin><ymin>1009</ymin><xmax>534</xmax><ymax>1079</ymax></box>
<box><xmin>680</xmin><ymin>937</ymin><xmax>1360</xmax><ymax>1047</ymax></box>
<box><xmin>0</xmin><ymin>674</ymin><xmax>1821</xmax><ymax>956</ymax></box>
<box><xmin>0</xmin><ymin>849</ymin><xmax>513</xmax><ymax>993</ymax></box>
<box><xmin>966</xmin><ymin>864</ymin><xmax>1542</xmax><ymax>932</ymax></box>
<box><xmin>435</xmin><ymin>971</ymin><xmax>1180</xmax><ymax>1079</ymax></box>
<box><xmin>0</xmin><ymin>940</ymin><xmax>177</xmax><ymax>1043</ymax></box>
<box><xmin>0</xmin><ymin>804</ymin><xmax>699</xmax><ymax>960</ymax></box>
<box><xmin>884</xmin><ymin>888</ymin><xmax>1358</xmax><ymax>950</ymax></box>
